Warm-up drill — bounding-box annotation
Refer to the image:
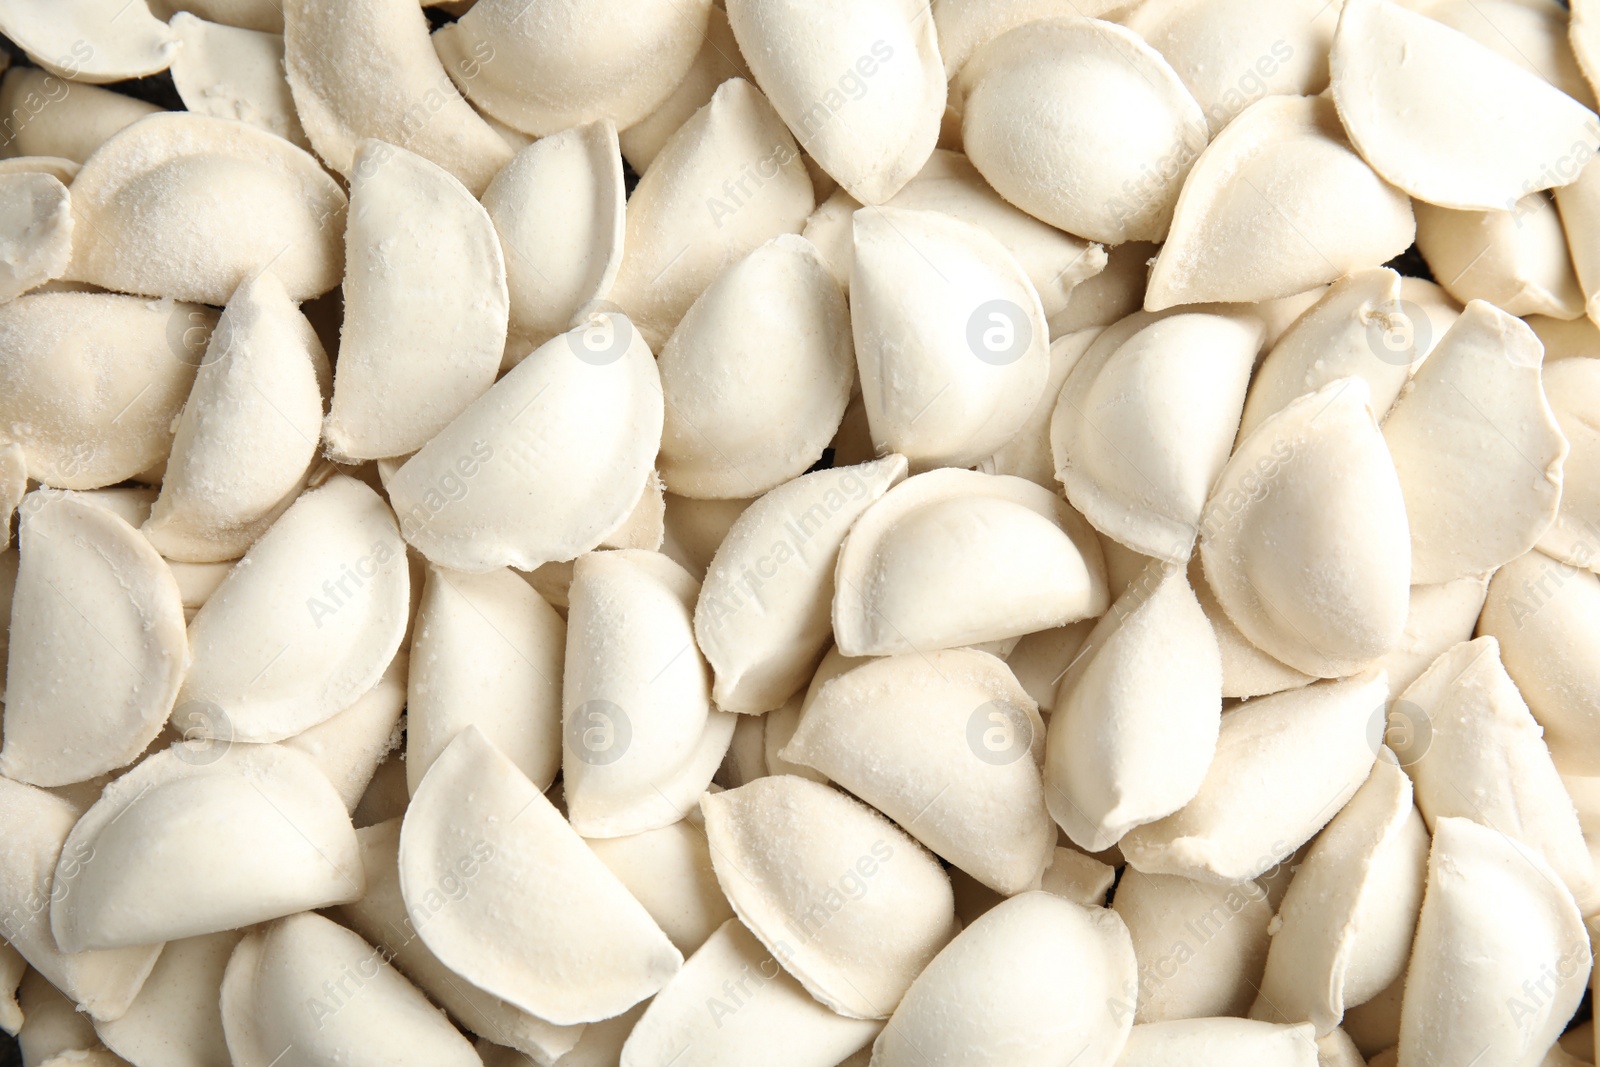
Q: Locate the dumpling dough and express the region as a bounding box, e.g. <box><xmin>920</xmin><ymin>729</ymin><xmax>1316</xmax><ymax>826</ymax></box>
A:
<box><xmin>219</xmin><ymin>912</ymin><xmax>480</xmax><ymax>1067</ymax></box>
<box><xmin>323</xmin><ymin>139</ymin><xmax>509</xmax><ymax>461</ymax></box>
<box><xmin>850</xmin><ymin>206</ymin><xmax>1050</xmax><ymax>471</ymax></box>
<box><xmin>1200</xmin><ymin>377</ymin><xmax>1410</xmax><ymax>678</ymax></box>
<box><xmin>398</xmin><ymin>727</ymin><xmax>681</xmax><ymax>1025</ymax></box>
<box><xmin>50</xmin><ymin>742</ymin><xmax>363</xmax><ymax>951</ymax></box>
<box><xmin>833</xmin><ymin>469</ymin><xmax>1108</xmax><ymax>656</ymax></box>
<box><xmin>700</xmin><ymin>776</ymin><xmax>957</xmax><ymax>1020</ymax></box>
<box><xmin>66</xmin><ymin>113</ymin><xmax>346</xmax><ymax>304</ymax></box>
<box><xmin>142</xmin><ymin>271</ymin><xmax>326</xmax><ymax>563</ymax></box>
<box><xmin>1398</xmin><ymin>818</ymin><xmax>1589</xmax><ymax>1067</ymax></box>
<box><xmin>870</xmin><ymin>892</ymin><xmax>1137</xmax><ymax>1067</ymax></box>
<box><xmin>781</xmin><ymin>648</ymin><xmax>1054</xmax><ymax>894</ymax></box>
<box><xmin>726</xmin><ymin>0</ymin><xmax>944</xmax><ymax>204</ymax></box>
<box><xmin>178</xmin><ymin>475</ymin><xmax>410</xmax><ymax>742</ymax></box>
<box><xmin>0</xmin><ymin>490</ymin><xmax>186</xmax><ymax>787</ymax></box>
<box><xmin>385</xmin><ymin>313</ymin><xmax>663</xmax><ymax>573</ymax></box>
<box><xmin>1382</xmin><ymin>300</ymin><xmax>1566</xmax><ymax>584</ymax></box>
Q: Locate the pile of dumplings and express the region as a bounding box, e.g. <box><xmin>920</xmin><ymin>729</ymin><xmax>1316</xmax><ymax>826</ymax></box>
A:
<box><xmin>3</xmin><ymin>0</ymin><xmax>1600</xmax><ymax>1064</ymax></box>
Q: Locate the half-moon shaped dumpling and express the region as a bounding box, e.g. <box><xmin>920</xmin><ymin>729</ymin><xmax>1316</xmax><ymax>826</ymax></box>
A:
<box><xmin>1111</xmin><ymin>869</ymin><xmax>1273</xmax><ymax>1022</ymax></box>
<box><xmin>0</xmin><ymin>68</ymin><xmax>160</xmax><ymax>165</ymax></box>
<box><xmin>481</xmin><ymin>120</ymin><xmax>625</xmax><ymax>347</ymax></box>
<box><xmin>1429</xmin><ymin>0</ymin><xmax>1595</xmax><ymax>107</ymax></box>
<box><xmin>167</xmin><ymin>13</ymin><xmax>308</xmax><ymax>148</ymax></box>
<box><xmin>662</xmin><ymin>494</ymin><xmax>756</xmax><ymax>581</ymax></box>
<box><xmin>726</xmin><ymin>0</ymin><xmax>943</xmax><ymax>205</ymax></box>
<box><xmin>0</xmin><ymin>0</ymin><xmax>177</xmax><ymax>83</ymax></box>
<box><xmin>619</xmin><ymin>919</ymin><xmax>881</xmax><ymax>1067</ymax></box>
<box><xmin>1145</xmin><ymin>95</ymin><xmax>1414</xmax><ymax>310</ymax></box>
<box><xmin>1555</xmin><ymin>155</ymin><xmax>1600</xmax><ymax>326</ymax></box>
<box><xmin>606</xmin><ymin>79</ymin><xmax>813</xmax><ymax>350</ymax></box>
<box><xmin>0</xmin><ymin>292</ymin><xmax>210</xmax><ymax>489</ymax></box>
<box><xmin>323</xmin><ymin>139</ymin><xmax>509</xmax><ymax>461</ymax></box>
<box><xmin>983</xmin><ymin>327</ymin><xmax>1100</xmax><ymax>489</ymax></box>
<box><xmin>1237</xmin><ymin>268</ymin><xmax>1420</xmax><ymax>440</ymax></box>
<box><xmin>834</xmin><ymin>468</ymin><xmax>1108</xmax><ymax>657</ymax></box>
<box><xmin>434</xmin><ymin>0</ymin><xmax>714</xmax><ymax>138</ymax></box>
<box><xmin>282</xmin><ymin>0</ymin><xmax>511</xmax><ymax>194</ymax></box>
<box><xmin>659</xmin><ymin>234</ymin><xmax>854</xmax><ymax>498</ymax></box>
<box><xmin>385</xmin><ymin>313</ymin><xmax>663</xmax><ymax>573</ymax></box>
<box><xmin>167</xmin><ymin>560</ymin><xmax>248</xmax><ymax>627</ymax></box>
<box><xmin>1416</xmin><ymin>193</ymin><xmax>1584</xmax><ymax>319</ymax></box>
<box><xmin>18</xmin><ymin>957</ymin><xmax>102</xmax><ymax>1055</ymax></box>
<box><xmin>1119</xmin><ymin>672</ymin><xmax>1385</xmax><ymax>885</ymax></box>
<box><xmin>1190</xmin><ymin>556</ymin><xmax>1314</xmax><ymax>701</ymax></box>
<box><xmin>1366</xmin><ymin>574</ymin><xmax>1488</xmax><ymax>701</ymax></box>
<box><xmin>1250</xmin><ymin>756</ymin><xmax>1428</xmax><ymax>1035</ymax></box>
<box><xmin>1479</xmin><ymin>551</ymin><xmax>1600</xmax><ymax>775</ymax></box>
<box><xmin>1200</xmin><ymin>378</ymin><xmax>1410</xmax><ymax>678</ymax></box>
<box><xmin>282</xmin><ymin>650</ymin><xmax>407</xmax><ymax>813</ymax></box>
<box><xmin>406</xmin><ymin>564</ymin><xmax>565</xmax><ymax>794</ymax></box>
<box><xmin>1331</xmin><ymin>0</ymin><xmax>1600</xmax><ymax>211</ymax></box>
<box><xmin>67</xmin><ymin>113</ymin><xmax>346</xmax><ymax>304</ymax></box>
<box><xmin>95</xmin><ymin>930</ymin><xmax>241</xmax><ymax>1067</ymax></box>
<box><xmin>1046</xmin><ymin>562</ymin><xmax>1222</xmax><ymax>853</ymax></box>
<box><xmin>1537</xmin><ymin>347</ymin><xmax>1600</xmax><ymax>570</ymax></box>
<box><xmin>51</xmin><ymin>742</ymin><xmax>363</xmax><ymax>951</ymax></box>
<box><xmin>1395</xmin><ymin>637</ymin><xmax>1599</xmax><ymax>912</ymax></box>
<box><xmin>701</xmin><ymin>776</ymin><xmax>957</xmax><ymax>1020</ymax></box>
<box><xmin>562</xmin><ymin>550</ymin><xmax>732</xmax><ymax>837</ymax></box>
<box><xmin>586</xmin><ymin>820</ymin><xmax>736</xmax><ymax>959</ymax></box>
<box><xmin>958</xmin><ymin>17</ymin><xmax>1207</xmax><ymax>244</ymax></box>
<box><xmin>1122</xmin><ymin>0</ymin><xmax>1340</xmax><ymax>134</ymax></box>
<box><xmin>869</xmin><ymin>892</ymin><xmax>1137</xmax><ymax>1067</ymax></box>
<box><xmin>336</xmin><ymin>818</ymin><xmax>584</xmax><ymax>1064</ymax></box>
<box><xmin>179</xmin><ymin>475</ymin><xmax>410</xmax><ymax>742</ymax></box>
<box><xmin>782</xmin><ymin>649</ymin><xmax>1054</xmax><ymax>894</ymax></box>
<box><xmin>219</xmin><ymin>912</ymin><xmax>480</xmax><ymax>1067</ymax></box>
<box><xmin>398</xmin><ymin>726</ymin><xmax>682</xmax><ymax>1025</ymax></box>
<box><xmin>0</xmin><ymin>490</ymin><xmax>186</xmax><ymax>787</ymax></box>
<box><xmin>933</xmin><ymin>0</ymin><xmax>1130</xmax><ymax>82</ymax></box>
<box><xmin>142</xmin><ymin>270</ymin><xmax>325</xmax><ymax>563</ymax></box>
<box><xmin>0</xmin><ymin>776</ymin><xmax>162</xmax><ymax>1021</ymax></box>
<box><xmin>1051</xmin><ymin>308</ymin><xmax>1261</xmax><ymax>561</ymax></box>
<box><xmin>851</xmin><ymin>206</ymin><xmax>1049</xmax><ymax>470</ymax></box>
<box><xmin>0</xmin><ymin>156</ymin><xmax>80</xmax><ymax>183</ymax></box>
<box><xmin>1398</xmin><ymin>817</ymin><xmax>1589</xmax><ymax>1066</ymax></box>
<box><xmin>886</xmin><ymin>151</ymin><xmax>1107</xmax><ymax>321</ymax></box>
<box><xmin>695</xmin><ymin>456</ymin><xmax>906</xmax><ymax>714</ymax></box>
<box><xmin>617</xmin><ymin>6</ymin><xmax>751</xmax><ymax>173</ymax></box>
<box><xmin>1383</xmin><ymin>300</ymin><xmax>1566</xmax><ymax>584</ymax></box>
<box><xmin>0</xmin><ymin>171</ymin><xmax>72</xmax><ymax>303</ymax></box>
